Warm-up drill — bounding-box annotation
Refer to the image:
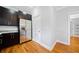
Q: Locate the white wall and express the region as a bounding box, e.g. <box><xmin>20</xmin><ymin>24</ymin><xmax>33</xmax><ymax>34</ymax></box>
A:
<box><xmin>32</xmin><ymin>6</ymin><xmax>79</xmax><ymax>50</ymax></box>
<box><xmin>32</xmin><ymin>7</ymin><xmax>56</xmax><ymax>50</ymax></box>
<box><xmin>55</xmin><ymin>6</ymin><xmax>79</xmax><ymax>44</ymax></box>
<box><xmin>32</xmin><ymin>7</ymin><xmax>42</xmax><ymax>45</ymax></box>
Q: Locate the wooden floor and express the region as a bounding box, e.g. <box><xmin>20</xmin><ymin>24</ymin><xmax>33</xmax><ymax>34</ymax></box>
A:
<box><xmin>0</xmin><ymin>37</ymin><xmax>50</xmax><ymax>53</ymax></box>
<box><xmin>1</xmin><ymin>36</ymin><xmax>79</xmax><ymax>53</ymax></box>
<box><xmin>52</xmin><ymin>36</ymin><xmax>79</xmax><ymax>53</ymax></box>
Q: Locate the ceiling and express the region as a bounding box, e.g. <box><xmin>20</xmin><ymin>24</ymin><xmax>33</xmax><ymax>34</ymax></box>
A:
<box><xmin>3</xmin><ymin>6</ymin><xmax>69</xmax><ymax>15</ymax></box>
<box><xmin>3</xmin><ymin>6</ymin><xmax>33</xmax><ymax>14</ymax></box>
<box><xmin>54</xmin><ymin>6</ymin><xmax>67</xmax><ymax>11</ymax></box>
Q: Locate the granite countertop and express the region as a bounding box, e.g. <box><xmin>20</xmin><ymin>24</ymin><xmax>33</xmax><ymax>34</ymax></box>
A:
<box><xmin>0</xmin><ymin>26</ymin><xmax>18</xmax><ymax>35</ymax></box>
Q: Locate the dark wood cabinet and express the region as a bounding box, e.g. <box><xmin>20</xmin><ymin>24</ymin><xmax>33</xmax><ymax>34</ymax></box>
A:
<box><xmin>0</xmin><ymin>35</ymin><xmax>3</xmax><ymax>47</ymax></box>
<box><xmin>0</xmin><ymin>6</ymin><xmax>20</xmax><ymax>49</ymax></box>
<box><xmin>0</xmin><ymin>6</ymin><xmax>18</xmax><ymax>26</ymax></box>
<box><xmin>0</xmin><ymin>32</ymin><xmax>19</xmax><ymax>48</ymax></box>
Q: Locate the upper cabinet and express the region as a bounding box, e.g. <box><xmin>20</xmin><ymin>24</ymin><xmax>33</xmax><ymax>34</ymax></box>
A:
<box><xmin>18</xmin><ymin>10</ymin><xmax>32</xmax><ymax>20</ymax></box>
<box><xmin>0</xmin><ymin>6</ymin><xmax>18</xmax><ymax>26</ymax></box>
<box><xmin>0</xmin><ymin>6</ymin><xmax>32</xmax><ymax>26</ymax></box>
<box><xmin>26</xmin><ymin>14</ymin><xmax>32</xmax><ymax>20</ymax></box>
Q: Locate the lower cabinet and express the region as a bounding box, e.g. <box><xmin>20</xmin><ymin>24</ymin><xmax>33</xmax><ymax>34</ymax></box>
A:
<box><xmin>0</xmin><ymin>35</ymin><xmax>3</xmax><ymax>48</ymax></box>
<box><xmin>0</xmin><ymin>32</ymin><xmax>19</xmax><ymax>48</ymax></box>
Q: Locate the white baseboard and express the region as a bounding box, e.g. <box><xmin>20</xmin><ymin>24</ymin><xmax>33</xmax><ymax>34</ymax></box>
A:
<box><xmin>50</xmin><ymin>39</ymin><xmax>70</xmax><ymax>50</ymax></box>
<box><xmin>32</xmin><ymin>37</ymin><xmax>70</xmax><ymax>51</ymax></box>
<box><xmin>32</xmin><ymin>39</ymin><xmax>51</xmax><ymax>50</ymax></box>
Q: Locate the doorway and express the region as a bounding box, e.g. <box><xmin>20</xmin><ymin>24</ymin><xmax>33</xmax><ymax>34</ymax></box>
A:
<box><xmin>69</xmin><ymin>14</ymin><xmax>79</xmax><ymax>38</ymax></box>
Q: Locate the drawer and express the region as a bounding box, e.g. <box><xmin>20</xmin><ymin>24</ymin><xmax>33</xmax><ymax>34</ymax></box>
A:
<box><xmin>2</xmin><ymin>33</ymin><xmax>11</xmax><ymax>39</ymax></box>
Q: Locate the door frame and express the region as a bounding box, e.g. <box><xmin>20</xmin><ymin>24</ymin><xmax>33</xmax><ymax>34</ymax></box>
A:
<box><xmin>68</xmin><ymin>14</ymin><xmax>79</xmax><ymax>43</ymax></box>
<box><xmin>68</xmin><ymin>15</ymin><xmax>71</xmax><ymax>45</ymax></box>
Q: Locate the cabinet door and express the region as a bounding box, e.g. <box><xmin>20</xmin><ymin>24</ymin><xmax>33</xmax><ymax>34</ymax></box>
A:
<box><xmin>10</xmin><ymin>33</ymin><xmax>19</xmax><ymax>43</ymax></box>
<box><xmin>0</xmin><ymin>39</ymin><xmax>3</xmax><ymax>48</ymax></box>
<box><xmin>2</xmin><ymin>33</ymin><xmax>19</xmax><ymax>47</ymax></box>
<box><xmin>0</xmin><ymin>35</ymin><xmax>3</xmax><ymax>48</ymax></box>
<box><xmin>2</xmin><ymin>33</ymin><xmax>11</xmax><ymax>46</ymax></box>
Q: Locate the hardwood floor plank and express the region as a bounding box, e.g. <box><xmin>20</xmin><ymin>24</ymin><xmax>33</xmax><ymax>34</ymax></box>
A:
<box><xmin>52</xmin><ymin>36</ymin><xmax>79</xmax><ymax>53</ymax></box>
<box><xmin>0</xmin><ymin>36</ymin><xmax>50</xmax><ymax>53</ymax></box>
<box><xmin>1</xmin><ymin>36</ymin><xmax>79</xmax><ymax>53</ymax></box>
